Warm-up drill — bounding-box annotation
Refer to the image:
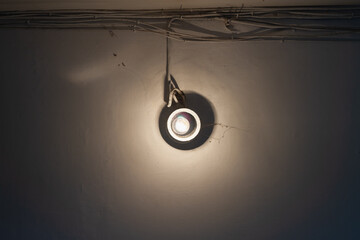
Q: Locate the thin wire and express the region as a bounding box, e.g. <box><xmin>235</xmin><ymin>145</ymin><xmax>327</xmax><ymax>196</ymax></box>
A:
<box><xmin>165</xmin><ymin>20</ymin><xmax>178</xmax><ymax>107</ymax></box>
<box><xmin>165</xmin><ymin>20</ymin><xmax>186</xmax><ymax>108</ymax></box>
<box><xmin>166</xmin><ymin>25</ymin><xmax>170</xmax><ymax>83</ymax></box>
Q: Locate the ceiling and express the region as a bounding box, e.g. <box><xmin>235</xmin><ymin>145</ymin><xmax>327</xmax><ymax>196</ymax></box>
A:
<box><xmin>0</xmin><ymin>0</ymin><xmax>358</xmax><ymax>10</ymax></box>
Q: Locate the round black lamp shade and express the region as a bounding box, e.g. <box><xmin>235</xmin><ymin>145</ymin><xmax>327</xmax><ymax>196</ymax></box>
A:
<box><xmin>159</xmin><ymin>92</ymin><xmax>215</xmax><ymax>150</ymax></box>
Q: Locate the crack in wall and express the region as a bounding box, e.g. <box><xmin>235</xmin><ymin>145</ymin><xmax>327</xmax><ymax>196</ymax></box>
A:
<box><xmin>207</xmin><ymin>123</ymin><xmax>240</xmax><ymax>144</ymax></box>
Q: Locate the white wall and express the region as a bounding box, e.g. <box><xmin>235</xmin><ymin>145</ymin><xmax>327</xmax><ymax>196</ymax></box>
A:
<box><xmin>1</xmin><ymin>29</ymin><xmax>360</xmax><ymax>239</ymax></box>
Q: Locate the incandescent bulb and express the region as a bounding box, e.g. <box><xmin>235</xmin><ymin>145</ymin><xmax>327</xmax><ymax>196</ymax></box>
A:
<box><xmin>173</xmin><ymin>116</ymin><xmax>190</xmax><ymax>135</ymax></box>
<box><xmin>167</xmin><ymin>108</ymin><xmax>201</xmax><ymax>142</ymax></box>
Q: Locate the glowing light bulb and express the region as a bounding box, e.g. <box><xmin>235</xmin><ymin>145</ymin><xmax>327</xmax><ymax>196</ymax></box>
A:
<box><xmin>173</xmin><ymin>116</ymin><xmax>190</xmax><ymax>135</ymax></box>
<box><xmin>167</xmin><ymin>108</ymin><xmax>201</xmax><ymax>142</ymax></box>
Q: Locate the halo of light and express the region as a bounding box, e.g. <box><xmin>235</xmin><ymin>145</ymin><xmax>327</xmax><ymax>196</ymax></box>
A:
<box><xmin>167</xmin><ymin>108</ymin><xmax>201</xmax><ymax>142</ymax></box>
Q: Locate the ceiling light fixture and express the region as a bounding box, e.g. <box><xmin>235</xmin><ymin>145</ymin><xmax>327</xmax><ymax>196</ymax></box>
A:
<box><xmin>158</xmin><ymin>34</ymin><xmax>215</xmax><ymax>150</ymax></box>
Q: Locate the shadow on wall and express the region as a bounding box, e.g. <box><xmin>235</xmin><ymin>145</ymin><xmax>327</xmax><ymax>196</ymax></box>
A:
<box><xmin>159</xmin><ymin>75</ymin><xmax>215</xmax><ymax>150</ymax></box>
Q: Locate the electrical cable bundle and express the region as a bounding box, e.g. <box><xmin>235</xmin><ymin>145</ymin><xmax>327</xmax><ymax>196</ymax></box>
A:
<box><xmin>0</xmin><ymin>6</ymin><xmax>360</xmax><ymax>41</ymax></box>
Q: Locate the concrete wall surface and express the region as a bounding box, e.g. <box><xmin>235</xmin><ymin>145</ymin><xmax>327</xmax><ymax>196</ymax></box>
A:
<box><xmin>1</xmin><ymin>29</ymin><xmax>360</xmax><ymax>239</ymax></box>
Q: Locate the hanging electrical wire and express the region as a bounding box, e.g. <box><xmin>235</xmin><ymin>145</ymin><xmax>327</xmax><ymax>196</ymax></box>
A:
<box><xmin>0</xmin><ymin>6</ymin><xmax>360</xmax><ymax>41</ymax></box>
<box><xmin>165</xmin><ymin>22</ymin><xmax>185</xmax><ymax>108</ymax></box>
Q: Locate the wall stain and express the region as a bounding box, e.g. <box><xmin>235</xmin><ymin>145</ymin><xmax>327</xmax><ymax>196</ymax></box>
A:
<box><xmin>108</xmin><ymin>30</ymin><xmax>115</xmax><ymax>37</ymax></box>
